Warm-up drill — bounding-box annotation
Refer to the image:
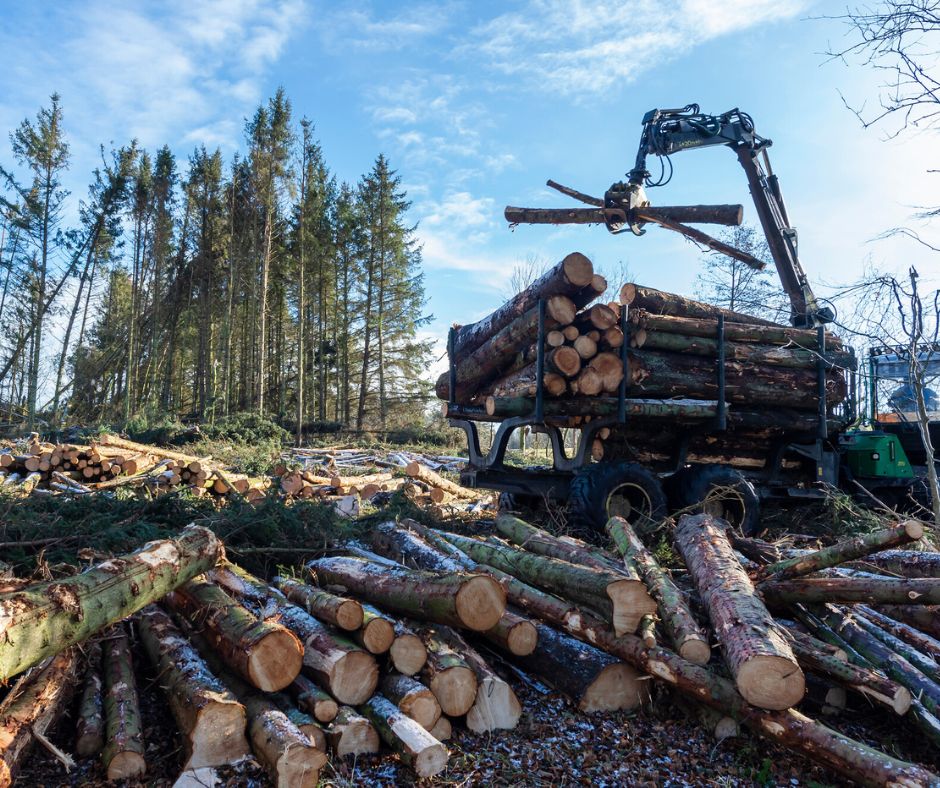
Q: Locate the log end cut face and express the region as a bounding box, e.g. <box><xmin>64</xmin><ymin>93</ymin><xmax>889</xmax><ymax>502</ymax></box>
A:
<box><xmin>454</xmin><ymin>576</ymin><xmax>506</xmax><ymax>631</ymax></box>
<box><xmin>578</xmin><ymin>663</ymin><xmax>647</xmax><ymax>713</ymax></box>
<box><xmin>247</xmin><ymin>628</ymin><xmax>304</xmax><ymax>692</ymax></box>
<box><xmin>466</xmin><ymin>679</ymin><xmax>523</xmax><ymax>733</ymax></box>
<box><xmin>335</xmin><ymin>600</ymin><xmax>365</xmax><ymax>631</ymax></box>
<box><xmin>333</xmin><ymin>720</ymin><xmax>381</xmax><ymax>757</ymax></box>
<box><xmin>185</xmin><ymin>703</ymin><xmax>251</xmax><ymax>770</ymax></box>
<box><xmin>389</xmin><ymin>635</ymin><xmax>427</xmax><ymax>676</ymax></box>
<box><xmin>106</xmin><ymin>751</ymin><xmax>147</xmax><ymax>782</ymax></box>
<box><xmin>274</xmin><ymin>741</ymin><xmax>324</xmax><ymax>788</ymax></box>
<box><xmin>506</xmin><ymin>621</ymin><xmax>538</xmax><ymax>657</ymax></box>
<box><xmin>403</xmin><ymin>691</ymin><xmax>442</xmax><ymax>730</ymax></box>
<box><xmin>677</xmin><ymin>638</ymin><xmax>712</xmax><ymax>666</ymax></box>
<box><xmin>608</xmin><ymin>580</ymin><xmax>658</xmax><ymax>637</ymax></box>
<box><xmin>562</xmin><ymin>252</ymin><xmax>595</xmax><ymax>288</ymax></box>
<box><xmin>430</xmin><ymin>666</ymin><xmax>478</xmax><ymax>716</ymax></box>
<box><xmin>331</xmin><ymin>651</ymin><xmax>380</xmax><ymax>705</ymax></box>
<box><xmin>362</xmin><ymin>619</ymin><xmax>395</xmax><ymax>654</ymax></box>
<box><xmin>737</xmin><ymin>655</ymin><xmax>806</xmax><ymax>711</ymax></box>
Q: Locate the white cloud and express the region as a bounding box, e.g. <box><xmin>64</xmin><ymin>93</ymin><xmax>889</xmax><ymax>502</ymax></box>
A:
<box><xmin>422</xmin><ymin>192</ymin><xmax>495</xmax><ymax>230</ymax></box>
<box><xmin>312</xmin><ymin>2</ymin><xmax>459</xmax><ymax>52</ymax></box>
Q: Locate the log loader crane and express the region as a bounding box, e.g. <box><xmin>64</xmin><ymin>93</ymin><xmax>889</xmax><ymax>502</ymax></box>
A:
<box><xmin>446</xmin><ymin>104</ymin><xmax>933</xmax><ymax>533</ymax></box>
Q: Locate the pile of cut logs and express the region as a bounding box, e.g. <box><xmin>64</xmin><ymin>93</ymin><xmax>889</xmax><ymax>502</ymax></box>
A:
<box><xmin>4</xmin><ymin>512</ymin><xmax>940</xmax><ymax>786</ymax></box>
<box><xmin>437</xmin><ymin>252</ymin><xmax>851</xmax><ymax>468</ymax></box>
<box><xmin>0</xmin><ymin>434</ymin><xmax>269</xmax><ymax>500</ymax></box>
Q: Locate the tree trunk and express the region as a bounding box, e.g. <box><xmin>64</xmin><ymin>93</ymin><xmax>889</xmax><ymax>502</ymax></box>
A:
<box><xmin>859</xmin><ymin>605</ymin><xmax>940</xmax><ymax>661</ymax></box>
<box><xmin>306</xmin><ymin>556</ymin><xmax>505</xmax><ymax>632</ymax></box>
<box><xmin>137</xmin><ymin>605</ymin><xmax>251</xmax><ymax>769</ymax></box>
<box><xmin>852</xmin><ymin>609</ymin><xmax>940</xmax><ymax>682</ymax></box>
<box><xmin>849</xmin><ymin>551</ymin><xmax>940</xmax><ymax>579</ymax></box>
<box><xmin>0</xmin><ymin>649</ymin><xmax>80</xmax><ymax>787</ymax></box>
<box><xmin>102</xmin><ymin>628</ymin><xmax>146</xmax><ymax>781</ymax></box>
<box><xmin>518</xmin><ymin>622</ymin><xmax>647</xmax><ymax>712</ymax></box>
<box><xmin>0</xmin><ymin>525</ymin><xmax>221</xmax><ymax>680</ymax></box>
<box><xmin>757</xmin><ymin>521</ymin><xmax>923</xmax><ymax>582</ymax></box>
<box><xmin>760</xmin><ymin>577</ymin><xmax>940</xmax><ymax>606</ymax></box>
<box><xmin>165</xmin><ymin>578</ymin><xmax>303</xmax><ymax>693</ymax></box>
<box><xmin>450</xmin><ymin>253</ymin><xmax>594</xmax><ymax>359</ymax></box>
<box><xmin>371</xmin><ymin>520</ymin><xmax>469</xmax><ymax>572</ymax></box>
<box><xmin>390</xmin><ymin>621</ymin><xmax>428</xmax><ymax>676</ymax></box>
<box><xmin>75</xmin><ymin>641</ymin><xmax>105</xmax><ymax>757</ymax></box>
<box><xmin>606</xmin><ymin>517</ymin><xmax>711</xmax><ymax>664</ymax></box>
<box><xmin>327</xmin><ymin>706</ymin><xmax>380</xmax><ymax>757</ymax></box>
<box><xmin>380</xmin><ymin>672</ymin><xmax>442</xmax><ymax>730</ymax></box>
<box><xmin>674</xmin><ymin>514</ymin><xmax>804</xmax><ymax>710</ymax></box>
<box><xmin>355</xmin><ymin>603</ymin><xmax>396</xmax><ymax>655</ymax></box>
<box><xmin>494</xmin><ymin>512</ymin><xmax>620</xmax><ymax>571</ymax></box>
<box><xmin>441</xmin><ymin>531</ymin><xmax>656</xmax><ymax>636</ymax></box>
<box><xmin>272</xmin><ymin>576</ymin><xmax>363</xmax><ymax>631</ymax></box>
<box><xmin>360</xmin><ymin>695</ymin><xmax>448</xmax><ymax>778</ymax></box>
<box><xmin>435</xmin><ymin>625</ymin><xmax>522</xmax><ymax>732</ymax></box>
<box><xmin>290</xmin><ymin>674</ymin><xmax>338</xmax><ymax>723</ymax></box>
<box><xmin>504</xmin><ymin>204</ymin><xmax>743</xmax><ymax>228</ymax></box>
<box><xmin>416</xmin><ymin>628</ymin><xmax>479</xmax><ymax>717</ymax></box>
<box><xmin>485</xmin><ymin>396</ymin><xmax>719</xmax><ymax>422</ymax></box>
<box><xmin>620</xmin><ymin>283</ymin><xmax>779</xmax><ymax>325</ymax></box>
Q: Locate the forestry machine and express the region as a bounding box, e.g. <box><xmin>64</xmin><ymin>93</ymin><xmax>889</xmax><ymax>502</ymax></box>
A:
<box><xmin>447</xmin><ymin>104</ymin><xmax>935</xmax><ymax>534</ymax></box>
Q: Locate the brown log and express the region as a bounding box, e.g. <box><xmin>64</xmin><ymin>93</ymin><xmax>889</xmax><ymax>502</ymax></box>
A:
<box><xmin>360</xmin><ymin>695</ymin><xmax>448</xmax><ymax>778</ymax></box>
<box><xmin>390</xmin><ymin>622</ymin><xmax>428</xmax><ymax>676</ymax></box>
<box><xmin>75</xmin><ymin>641</ymin><xmax>105</xmax><ymax>757</ymax></box>
<box><xmin>354</xmin><ymin>603</ymin><xmax>396</xmax><ymax>655</ymax></box>
<box><xmin>548</xmin><ymin>345</ymin><xmax>582</xmax><ymax>377</ymax></box>
<box><xmin>427</xmin><ymin>715</ymin><xmax>452</xmax><ymax>741</ymax></box>
<box><xmin>588</xmin><ymin>351</ymin><xmax>624</xmax><ymax>393</ymax></box>
<box><xmin>327</xmin><ymin>706</ymin><xmax>380</xmax><ymax>757</ymax></box>
<box><xmin>573</xmin><ymin>335</ymin><xmax>598</xmax><ymax>360</ymax></box>
<box><xmin>760</xmin><ymin>577</ymin><xmax>940</xmax><ymax>606</ymax></box>
<box><xmin>290</xmin><ymin>674</ymin><xmax>339</xmax><ymax>723</ymax></box>
<box><xmin>482</xmin><ymin>611</ymin><xmax>539</xmax><ymax>656</ymax></box>
<box><xmin>674</xmin><ymin>514</ymin><xmax>804</xmax><ymax>710</ymax></box>
<box><xmin>485</xmin><ymin>363</ymin><xmax>567</xmax><ymax>399</ymax></box>
<box><xmin>404</xmin><ymin>461</ymin><xmax>476</xmax><ymax>500</ymax></box>
<box><xmin>547</xmin><ymin>329</ymin><xmax>566</xmax><ymax>347</ymax></box>
<box><xmin>381</xmin><ymin>672</ymin><xmax>442</xmax><ymax>730</ymax></box>
<box><xmin>573</xmin><ymin>367</ymin><xmax>603</xmax><ymax>396</ymax></box>
<box><xmin>504</xmin><ymin>204</ymin><xmax>744</xmax><ymax>227</ymax></box>
<box><xmin>418</xmin><ymin>627</ymin><xmax>479</xmax><ymax>717</ymax></box>
<box><xmin>562</xmin><ymin>325</ymin><xmax>580</xmax><ymax>341</ymax></box>
<box><xmin>620</xmin><ymin>283</ymin><xmax>779</xmax><ymax>325</ymax></box>
<box><xmin>273</xmin><ymin>576</ymin><xmax>363</xmax><ymax>631</ymax></box>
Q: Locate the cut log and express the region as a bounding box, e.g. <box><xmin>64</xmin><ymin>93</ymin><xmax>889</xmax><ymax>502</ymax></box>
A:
<box><xmin>484</xmin><ymin>395</ymin><xmax>719</xmax><ymax>422</ymax></box>
<box><xmin>860</xmin><ymin>605</ymin><xmax>940</xmax><ymax>662</ymax></box>
<box><xmin>441</xmin><ymin>531</ymin><xmax>655</xmax><ymax>636</ymax></box>
<box><xmin>852</xmin><ymin>609</ymin><xmax>940</xmax><ymax>682</ymax></box>
<box><xmin>575</xmin><ymin>303</ymin><xmax>618</xmax><ymax>331</ymax></box>
<box><xmin>427</xmin><ymin>715</ymin><xmax>452</xmax><ymax>742</ymax></box>
<box><xmin>877</xmin><ymin>606</ymin><xmax>940</xmax><ymax>640</ymax></box>
<box><xmin>674</xmin><ymin>514</ymin><xmax>804</xmax><ymax>710</ymax></box>
<box><xmin>0</xmin><ymin>649</ymin><xmax>80</xmax><ymax>787</ymax></box>
<box><xmin>563</xmin><ymin>325</ymin><xmax>580</xmax><ymax>341</ymax></box>
<box><xmin>0</xmin><ymin>525</ymin><xmax>221</xmax><ymax>680</ymax></box>
<box><xmin>548</xmin><ymin>345</ymin><xmax>582</xmax><ymax>377</ymax></box>
<box><xmin>166</xmin><ymin>577</ymin><xmax>303</xmax><ymax>692</ymax></box>
<box><xmin>486</xmin><ymin>363</ymin><xmax>568</xmax><ymax>399</ymax></box>
<box><xmin>493</xmin><ymin>512</ymin><xmax>621</xmax><ymax>572</ymax></box>
<box><xmin>381</xmin><ymin>672</ymin><xmax>442</xmax><ymax>730</ymax></box>
<box><xmin>517</xmin><ymin>622</ymin><xmax>647</xmax><ymax>712</ymax></box>
<box><xmin>850</xmin><ymin>550</ymin><xmax>940</xmax><ymax>578</ymax></box>
<box><xmin>327</xmin><ymin>706</ymin><xmax>380</xmax><ymax>757</ymax></box>
<box><xmin>638</xmin><ymin>614</ymin><xmax>657</xmax><ymax>648</ymax></box>
<box><xmin>102</xmin><ymin>628</ymin><xmax>146</xmax><ymax>781</ymax></box>
<box><xmin>588</xmin><ymin>351</ymin><xmax>624</xmax><ymax>393</ymax></box>
<box><xmin>620</xmin><ymin>283</ymin><xmax>778</xmax><ymax>326</ymax></box>
<box><xmin>504</xmin><ymin>204</ymin><xmax>744</xmax><ymax>227</ymax></box>
<box><xmin>449</xmin><ymin>252</ymin><xmax>594</xmax><ymax>360</ymax></box>
<box><xmin>307</xmin><ymin>556</ymin><xmax>505</xmax><ymax>632</ymax></box>
<box><xmin>760</xmin><ymin>577</ymin><xmax>940</xmax><ymax>606</ymax></box>
<box><xmin>355</xmin><ymin>604</ymin><xmax>396</xmax><ymax>655</ymax></box>
<box><xmin>418</xmin><ymin>628</ymin><xmax>479</xmax><ymax>717</ymax></box>
<box><xmin>137</xmin><ymin>605</ymin><xmax>251</xmax><ymax>769</ymax></box>
<box><xmin>483</xmin><ymin>610</ymin><xmax>539</xmax><ymax>657</ymax></box>
<box><xmin>404</xmin><ymin>461</ymin><xmax>475</xmax><ymax>500</ymax></box>
<box><xmin>435</xmin><ymin>625</ymin><xmax>522</xmax><ymax>732</ymax></box>
<box><xmin>272</xmin><ymin>576</ymin><xmax>363</xmax><ymax>631</ymax></box>
<box><xmin>573</xmin><ymin>367</ymin><xmax>603</xmax><ymax>396</ymax></box>
<box><xmin>371</xmin><ymin>520</ymin><xmax>467</xmax><ymax>573</ymax></box>
<box><xmin>606</xmin><ymin>516</ymin><xmax>711</xmax><ymax>665</ymax></box>
<box><xmin>75</xmin><ymin>641</ymin><xmax>105</xmax><ymax>757</ymax></box>
<box><xmin>290</xmin><ymin>674</ymin><xmax>339</xmax><ymax>723</ymax></box>
<box><xmin>269</xmin><ymin>692</ymin><xmax>327</xmax><ymax>748</ymax></box>
<box><xmin>547</xmin><ymin>329</ymin><xmax>566</xmax><ymax>347</ymax></box>
<box><xmin>756</xmin><ymin>520</ymin><xmax>923</xmax><ymax>582</ymax></box>
<box><xmin>390</xmin><ymin>621</ymin><xmax>428</xmax><ymax>676</ymax></box>
<box><xmin>360</xmin><ymin>695</ymin><xmax>448</xmax><ymax>778</ymax></box>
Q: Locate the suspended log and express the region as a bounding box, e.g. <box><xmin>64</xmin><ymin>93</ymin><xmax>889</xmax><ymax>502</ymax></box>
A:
<box><xmin>606</xmin><ymin>516</ymin><xmax>711</xmax><ymax>665</ymax></box>
<box><xmin>381</xmin><ymin>673</ymin><xmax>442</xmax><ymax>730</ymax></box>
<box><xmin>290</xmin><ymin>675</ymin><xmax>338</xmax><ymax>723</ymax></box>
<box><xmin>441</xmin><ymin>531</ymin><xmax>656</xmax><ymax>636</ymax></box>
<box><xmin>102</xmin><ymin>628</ymin><xmax>146</xmax><ymax>781</ymax></box>
<box><xmin>360</xmin><ymin>695</ymin><xmax>448</xmax><ymax>779</ymax></box>
<box><xmin>756</xmin><ymin>521</ymin><xmax>923</xmax><ymax>582</ymax></box>
<box><xmin>517</xmin><ymin>622</ymin><xmax>647</xmax><ymax>712</ymax></box>
<box><xmin>327</xmin><ymin>706</ymin><xmax>380</xmax><ymax>758</ymax></box>
<box><xmin>0</xmin><ymin>649</ymin><xmax>80</xmax><ymax>787</ymax></box>
<box><xmin>75</xmin><ymin>641</ymin><xmax>105</xmax><ymax>757</ymax></box>
<box><xmin>307</xmin><ymin>556</ymin><xmax>505</xmax><ymax>632</ymax></box>
<box><xmin>390</xmin><ymin>622</ymin><xmax>428</xmax><ymax>676</ymax></box>
<box><xmin>272</xmin><ymin>576</ymin><xmax>363</xmax><ymax>631</ymax></box>
<box><xmin>0</xmin><ymin>525</ymin><xmax>221</xmax><ymax>680</ymax></box>
<box><xmin>137</xmin><ymin>605</ymin><xmax>251</xmax><ymax>769</ymax></box>
<box><xmin>449</xmin><ymin>252</ymin><xmax>594</xmax><ymax>360</ymax></box>
<box><xmin>166</xmin><ymin>577</ymin><xmax>303</xmax><ymax>693</ymax></box>
<box><xmin>620</xmin><ymin>283</ymin><xmax>778</xmax><ymax>325</ymax></box>
<box><xmin>674</xmin><ymin>514</ymin><xmax>804</xmax><ymax>710</ymax></box>
<box><xmin>435</xmin><ymin>625</ymin><xmax>522</xmax><ymax>732</ymax></box>
<box><xmin>418</xmin><ymin>628</ymin><xmax>479</xmax><ymax>717</ymax></box>
<box><xmin>504</xmin><ymin>204</ymin><xmax>743</xmax><ymax>227</ymax></box>
<box><xmin>760</xmin><ymin>577</ymin><xmax>940</xmax><ymax>606</ymax></box>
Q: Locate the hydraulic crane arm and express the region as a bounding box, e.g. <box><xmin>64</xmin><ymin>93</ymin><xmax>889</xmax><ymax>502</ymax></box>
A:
<box><xmin>617</xmin><ymin>104</ymin><xmax>833</xmax><ymax>328</ymax></box>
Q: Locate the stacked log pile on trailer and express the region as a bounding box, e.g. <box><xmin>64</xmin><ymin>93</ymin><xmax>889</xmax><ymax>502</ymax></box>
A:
<box><xmin>435</xmin><ymin>253</ymin><xmax>851</xmax><ymax>470</ymax></box>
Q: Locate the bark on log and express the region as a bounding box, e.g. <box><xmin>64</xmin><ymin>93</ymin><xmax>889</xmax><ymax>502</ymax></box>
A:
<box><xmin>484</xmin><ymin>363</ymin><xmax>568</xmax><ymax>399</ymax></box>
<box><xmin>494</xmin><ymin>513</ymin><xmax>618</xmax><ymax>571</ymax></box>
<box><xmin>327</xmin><ymin>706</ymin><xmax>380</xmax><ymax>757</ymax></box>
<box><xmin>390</xmin><ymin>621</ymin><xmax>428</xmax><ymax>676</ymax></box>
<box><xmin>166</xmin><ymin>577</ymin><xmax>303</xmax><ymax>692</ymax></box>
<box><xmin>371</xmin><ymin>520</ymin><xmax>467</xmax><ymax>573</ymax></box>
<box><xmin>606</xmin><ymin>516</ymin><xmax>711</xmax><ymax>665</ymax></box>
<box><xmin>307</xmin><ymin>556</ymin><xmax>505</xmax><ymax>632</ymax></box>
<box><xmin>504</xmin><ymin>204</ymin><xmax>743</xmax><ymax>227</ymax></box>
<box><xmin>418</xmin><ymin>628</ymin><xmax>479</xmax><ymax>717</ymax></box>
<box><xmin>0</xmin><ymin>649</ymin><xmax>80</xmax><ymax>787</ymax></box>
<box><xmin>761</xmin><ymin>577</ymin><xmax>940</xmax><ymax>606</ymax></box>
<box><xmin>620</xmin><ymin>283</ymin><xmax>779</xmax><ymax>325</ymax></box>
<box><xmin>269</xmin><ymin>692</ymin><xmax>326</xmax><ymax>748</ymax></box>
<box><xmin>852</xmin><ymin>551</ymin><xmax>940</xmax><ymax>579</ymax></box>
<box><xmin>674</xmin><ymin>514</ymin><xmax>804</xmax><ymax>710</ymax></box>
<box><xmin>441</xmin><ymin>531</ymin><xmax>656</xmax><ymax>636</ymax></box>
<box><xmin>290</xmin><ymin>674</ymin><xmax>339</xmax><ymax>723</ymax></box>
<box><xmin>0</xmin><ymin>525</ymin><xmax>221</xmax><ymax>680</ymax></box>
<box><xmin>360</xmin><ymin>695</ymin><xmax>448</xmax><ymax>778</ymax></box>
<box><xmin>860</xmin><ymin>606</ymin><xmax>940</xmax><ymax>662</ymax></box>
<box><xmin>517</xmin><ymin>622</ymin><xmax>647</xmax><ymax>712</ymax></box>
<box><xmin>756</xmin><ymin>521</ymin><xmax>923</xmax><ymax>582</ymax></box>
<box><xmin>102</xmin><ymin>628</ymin><xmax>146</xmax><ymax>781</ymax></box>
<box><xmin>137</xmin><ymin>605</ymin><xmax>251</xmax><ymax>769</ymax></box>
<box><xmin>483</xmin><ymin>610</ymin><xmax>539</xmax><ymax>657</ymax></box>
<box><xmin>852</xmin><ymin>610</ymin><xmax>940</xmax><ymax>682</ymax></box>
<box><xmin>484</xmin><ymin>395</ymin><xmax>719</xmax><ymax>421</ymax></box>
<box><xmin>404</xmin><ymin>461</ymin><xmax>476</xmax><ymax>500</ymax></box>
<box><xmin>75</xmin><ymin>641</ymin><xmax>105</xmax><ymax>757</ymax></box>
<box><xmin>877</xmin><ymin>606</ymin><xmax>940</xmax><ymax>640</ymax></box>
<box><xmin>381</xmin><ymin>673</ymin><xmax>442</xmax><ymax>730</ymax></box>
<box><xmin>272</xmin><ymin>576</ymin><xmax>363</xmax><ymax>631</ymax></box>
<box><xmin>449</xmin><ymin>253</ymin><xmax>594</xmax><ymax>359</ymax></box>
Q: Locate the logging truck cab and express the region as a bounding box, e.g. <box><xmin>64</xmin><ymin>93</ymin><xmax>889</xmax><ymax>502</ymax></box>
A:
<box><xmin>446</xmin><ymin>105</ymin><xmax>932</xmax><ymax>534</ymax></box>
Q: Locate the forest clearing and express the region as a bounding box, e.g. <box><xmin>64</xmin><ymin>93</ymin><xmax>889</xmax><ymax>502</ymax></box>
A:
<box><xmin>2</xmin><ymin>1</ymin><xmax>940</xmax><ymax>787</ymax></box>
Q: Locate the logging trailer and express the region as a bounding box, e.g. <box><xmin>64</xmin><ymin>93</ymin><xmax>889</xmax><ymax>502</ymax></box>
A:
<box><xmin>444</xmin><ymin>105</ymin><xmax>937</xmax><ymax>534</ymax></box>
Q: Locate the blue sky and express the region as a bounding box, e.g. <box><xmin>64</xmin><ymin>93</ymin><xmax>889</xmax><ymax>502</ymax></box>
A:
<box><xmin>1</xmin><ymin>0</ymin><xmax>937</xmax><ymax>372</ymax></box>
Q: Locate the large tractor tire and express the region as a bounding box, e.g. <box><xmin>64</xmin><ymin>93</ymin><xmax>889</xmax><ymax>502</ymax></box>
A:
<box><xmin>568</xmin><ymin>462</ymin><xmax>668</xmax><ymax>533</ymax></box>
<box><xmin>670</xmin><ymin>464</ymin><xmax>761</xmax><ymax>536</ymax></box>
